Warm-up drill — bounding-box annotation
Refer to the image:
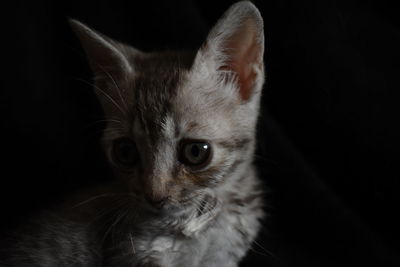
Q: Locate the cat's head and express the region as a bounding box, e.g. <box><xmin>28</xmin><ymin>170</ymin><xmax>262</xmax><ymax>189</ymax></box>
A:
<box><xmin>71</xmin><ymin>1</ymin><xmax>264</xmax><ymax>212</ymax></box>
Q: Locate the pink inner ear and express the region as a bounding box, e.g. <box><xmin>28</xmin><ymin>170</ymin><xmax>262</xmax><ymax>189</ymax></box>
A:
<box><xmin>220</xmin><ymin>19</ymin><xmax>262</xmax><ymax>101</ymax></box>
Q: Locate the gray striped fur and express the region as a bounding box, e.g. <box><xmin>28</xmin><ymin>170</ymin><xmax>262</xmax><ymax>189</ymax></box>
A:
<box><xmin>2</xmin><ymin>2</ymin><xmax>266</xmax><ymax>266</ymax></box>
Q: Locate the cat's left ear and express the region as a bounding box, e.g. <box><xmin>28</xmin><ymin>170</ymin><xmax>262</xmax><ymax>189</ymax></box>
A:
<box><xmin>194</xmin><ymin>1</ymin><xmax>264</xmax><ymax>102</ymax></box>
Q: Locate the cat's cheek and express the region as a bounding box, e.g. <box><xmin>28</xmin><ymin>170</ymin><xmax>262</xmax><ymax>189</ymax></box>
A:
<box><xmin>164</xmin><ymin>176</ymin><xmax>188</xmax><ymax>202</ymax></box>
<box><xmin>112</xmin><ymin>167</ymin><xmax>142</xmax><ymax>191</ymax></box>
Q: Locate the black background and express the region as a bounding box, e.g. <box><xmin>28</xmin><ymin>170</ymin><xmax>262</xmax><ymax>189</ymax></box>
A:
<box><xmin>1</xmin><ymin>0</ymin><xmax>399</xmax><ymax>266</ymax></box>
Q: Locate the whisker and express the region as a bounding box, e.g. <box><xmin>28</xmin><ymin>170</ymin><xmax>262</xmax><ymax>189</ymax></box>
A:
<box><xmin>91</xmin><ymin>200</ymin><xmax>123</xmax><ymax>225</ymax></box>
<box><xmin>75</xmin><ymin>78</ymin><xmax>127</xmax><ymax>116</ymax></box>
<box><xmin>251</xmin><ymin>239</ymin><xmax>277</xmax><ymax>259</ymax></box>
<box><xmin>100</xmin><ymin>127</ymin><xmax>126</xmax><ymax>134</ymax></box>
<box><xmin>71</xmin><ymin>193</ymin><xmax>115</xmax><ymax>209</ymax></box>
<box><xmin>84</xmin><ymin>119</ymin><xmax>124</xmax><ymax>130</ymax></box>
<box><xmin>101</xmin><ymin>201</ymin><xmax>130</xmax><ymax>242</ymax></box>
<box><xmin>254</xmin><ymin>154</ymin><xmax>277</xmax><ymax>165</ymax></box>
<box><xmin>129</xmin><ymin>233</ymin><xmax>136</xmax><ymax>255</ymax></box>
<box><xmin>99</xmin><ymin>66</ymin><xmax>129</xmax><ymax>113</ymax></box>
<box><xmin>86</xmin><ymin>193</ymin><xmax>139</xmax><ymax>227</ymax></box>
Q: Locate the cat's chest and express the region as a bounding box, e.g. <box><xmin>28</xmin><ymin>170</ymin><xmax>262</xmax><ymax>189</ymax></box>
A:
<box><xmin>128</xmin><ymin>215</ymin><xmax>217</xmax><ymax>264</ymax></box>
<box><xmin>133</xmin><ymin>233</ymin><xmax>205</xmax><ymax>266</ymax></box>
<box><xmin>129</xmin><ymin>207</ymin><xmax>257</xmax><ymax>267</ymax></box>
<box><xmin>129</xmin><ymin>224</ymin><xmax>210</xmax><ymax>267</ymax></box>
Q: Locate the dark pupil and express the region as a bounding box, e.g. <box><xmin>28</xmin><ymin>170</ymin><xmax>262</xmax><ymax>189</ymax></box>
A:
<box><xmin>114</xmin><ymin>139</ymin><xmax>137</xmax><ymax>166</ymax></box>
<box><xmin>191</xmin><ymin>145</ymin><xmax>200</xmax><ymax>158</ymax></box>
<box><xmin>120</xmin><ymin>145</ymin><xmax>133</xmax><ymax>160</ymax></box>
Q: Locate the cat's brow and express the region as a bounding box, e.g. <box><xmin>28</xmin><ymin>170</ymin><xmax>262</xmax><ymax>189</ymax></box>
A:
<box><xmin>217</xmin><ymin>138</ymin><xmax>252</xmax><ymax>152</ymax></box>
<box><xmin>186</xmin><ymin>122</ymin><xmax>199</xmax><ymax>132</ymax></box>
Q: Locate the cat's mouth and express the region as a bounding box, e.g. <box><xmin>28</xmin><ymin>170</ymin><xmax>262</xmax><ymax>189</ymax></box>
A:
<box><xmin>138</xmin><ymin>193</ymin><xmax>217</xmax><ymax>218</ymax></box>
<box><xmin>138</xmin><ymin>195</ymin><xmax>184</xmax><ymax>214</ymax></box>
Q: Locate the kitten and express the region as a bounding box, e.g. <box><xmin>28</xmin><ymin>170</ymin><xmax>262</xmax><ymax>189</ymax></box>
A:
<box><xmin>1</xmin><ymin>1</ymin><xmax>265</xmax><ymax>266</ymax></box>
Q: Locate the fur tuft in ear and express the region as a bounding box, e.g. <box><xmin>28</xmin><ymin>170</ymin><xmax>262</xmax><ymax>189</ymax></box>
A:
<box><xmin>196</xmin><ymin>1</ymin><xmax>264</xmax><ymax>101</ymax></box>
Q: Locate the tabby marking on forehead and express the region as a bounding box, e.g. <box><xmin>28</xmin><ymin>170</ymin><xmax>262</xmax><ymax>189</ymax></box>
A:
<box><xmin>160</xmin><ymin>115</ymin><xmax>176</xmax><ymax>140</ymax></box>
<box><xmin>131</xmin><ymin>52</ymin><xmax>195</xmax><ymax>141</ymax></box>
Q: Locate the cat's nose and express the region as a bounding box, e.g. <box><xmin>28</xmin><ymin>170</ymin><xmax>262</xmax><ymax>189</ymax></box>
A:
<box><xmin>145</xmin><ymin>195</ymin><xmax>169</xmax><ymax>209</ymax></box>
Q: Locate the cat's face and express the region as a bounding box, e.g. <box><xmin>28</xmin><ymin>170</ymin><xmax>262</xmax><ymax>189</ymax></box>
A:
<box><xmin>71</xmin><ymin>1</ymin><xmax>264</xmax><ymax>212</ymax></box>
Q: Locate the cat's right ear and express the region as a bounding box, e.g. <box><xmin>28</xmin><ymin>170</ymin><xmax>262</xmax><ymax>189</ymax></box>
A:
<box><xmin>70</xmin><ymin>19</ymin><xmax>141</xmax><ymax>116</ymax></box>
<box><xmin>69</xmin><ymin>19</ymin><xmax>137</xmax><ymax>78</ymax></box>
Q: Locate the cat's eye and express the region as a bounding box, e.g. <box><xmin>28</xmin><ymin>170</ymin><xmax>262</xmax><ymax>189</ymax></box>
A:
<box><xmin>178</xmin><ymin>140</ymin><xmax>212</xmax><ymax>169</ymax></box>
<box><xmin>112</xmin><ymin>138</ymin><xmax>139</xmax><ymax>168</ymax></box>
